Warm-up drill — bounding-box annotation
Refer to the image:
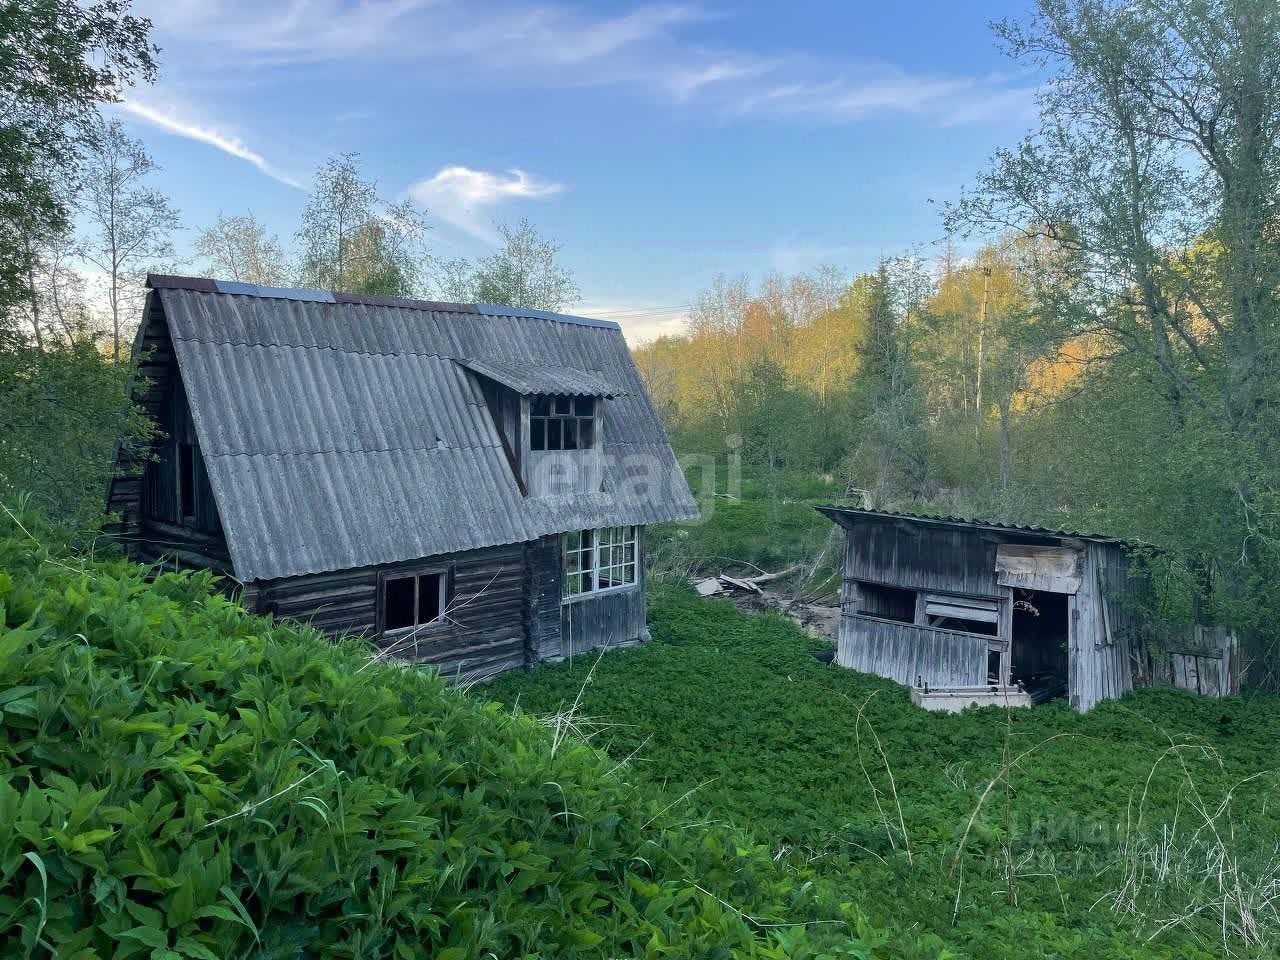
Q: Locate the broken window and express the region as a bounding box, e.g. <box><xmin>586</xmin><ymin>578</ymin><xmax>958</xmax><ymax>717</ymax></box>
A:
<box><xmin>531</xmin><ymin>395</ymin><xmax>595</xmax><ymax>451</ymax></box>
<box><xmin>855</xmin><ymin>582</ymin><xmax>917</xmax><ymax>623</ymax></box>
<box><xmin>381</xmin><ymin>570</ymin><xmax>449</xmax><ymax>632</ymax></box>
<box><xmin>923</xmin><ymin>594</ymin><xmax>999</xmax><ymax>636</ymax></box>
<box><xmin>178</xmin><ymin>443</ymin><xmax>196</xmax><ymax>520</ymax></box>
<box><xmin>564</xmin><ymin>526</ymin><xmax>638</xmax><ymax>596</ymax></box>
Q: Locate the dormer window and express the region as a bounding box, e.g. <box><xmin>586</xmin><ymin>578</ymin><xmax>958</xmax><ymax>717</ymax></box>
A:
<box><xmin>531</xmin><ymin>396</ymin><xmax>595</xmax><ymax>451</ymax></box>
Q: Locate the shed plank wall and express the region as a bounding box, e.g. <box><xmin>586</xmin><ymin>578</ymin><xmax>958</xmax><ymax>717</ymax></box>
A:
<box><xmin>837</xmin><ymin>521</ymin><xmax>1146</xmax><ymax>710</ymax></box>
<box><xmin>844</xmin><ymin>519</ymin><xmax>1006</xmax><ymax>598</ymax></box>
<box><xmin>838</xmin><ymin>615</ymin><xmax>989</xmax><ymax>687</ymax></box>
<box><xmin>1069</xmin><ymin>544</ymin><xmax>1135</xmax><ymax>711</ymax></box>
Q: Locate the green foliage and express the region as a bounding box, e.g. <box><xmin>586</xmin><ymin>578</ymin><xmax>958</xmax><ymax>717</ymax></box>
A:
<box><xmin>0</xmin><ymin>517</ymin><xmax>898</xmax><ymax>959</ymax></box>
<box><xmin>434</xmin><ymin>219</ymin><xmax>580</xmax><ymax>311</ymax></box>
<box><xmin>296</xmin><ymin>153</ymin><xmax>426</xmax><ymax>297</ymax></box>
<box><xmin>492</xmin><ymin>580</ymin><xmax>1280</xmax><ymax>959</ymax></box>
<box><xmin>0</xmin><ymin>336</ymin><xmax>150</xmax><ymax>531</ymax></box>
<box><xmin>0</xmin><ymin>0</ymin><xmax>156</xmax><ymax>314</ymax></box>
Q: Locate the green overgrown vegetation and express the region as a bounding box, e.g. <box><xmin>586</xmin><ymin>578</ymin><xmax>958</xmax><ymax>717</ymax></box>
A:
<box><xmin>491</xmin><ymin>582</ymin><xmax>1280</xmax><ymax>960</ymax></box>
<box><xmin>0</xmin><ymin>518</ymin><xmax>916</xmax><ymax>959</ymax></box>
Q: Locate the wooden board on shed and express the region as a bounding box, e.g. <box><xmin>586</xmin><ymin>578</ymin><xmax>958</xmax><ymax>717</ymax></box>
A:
<box><xmin>995</xmin><ymin>543</ymin><xmax>1083</xmax><ymax>594</ymax></box>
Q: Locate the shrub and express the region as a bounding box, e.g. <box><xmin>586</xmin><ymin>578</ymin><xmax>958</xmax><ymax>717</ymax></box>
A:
<box><xmin>0</xmin><ymin>519</ymin><xmax>888</xmax><ymax>959</ymax></box>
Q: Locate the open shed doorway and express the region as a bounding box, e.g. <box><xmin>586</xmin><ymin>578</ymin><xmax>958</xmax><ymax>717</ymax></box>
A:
<box><xmin>1011</xmin><ymin>590</ymin><xmax>1069</xmax><ymax>703</ymax></box>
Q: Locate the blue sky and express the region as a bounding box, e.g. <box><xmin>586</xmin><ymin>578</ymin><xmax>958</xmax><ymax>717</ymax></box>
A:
<box><xmin>117</xmin><ymin>0</ymin><xmax>1040</xmax><ymax>340</ymax></box>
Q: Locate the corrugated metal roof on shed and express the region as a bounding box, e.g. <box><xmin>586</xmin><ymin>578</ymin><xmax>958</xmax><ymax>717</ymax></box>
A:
<box><xmin>816</xmin><ymin>505</ymin><xmax>1133</xmax><ymax>545</ymax></box>
<box><xmin>147</xmin><ymin>275</ymin><xmax>697</xmax><ymax>582</ymax></box>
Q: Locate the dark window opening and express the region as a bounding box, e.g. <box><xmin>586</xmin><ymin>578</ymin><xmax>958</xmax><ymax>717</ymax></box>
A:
<box><xmin>382</xmin><ymin>571</ymin><xmax>449</xmax><ymax>632</ymax></box>
<box><xmin>178</xmin><ymin>443</ymin><xmax>196</xmax><ymax>520</ymax></box>
<box><xmin>856</xmin><ymin>582</ymin><xmax>917</xmax><ymax>623</ymax></box>
<box><xmin>930</xmin><ymin>615</ymin><xmax>999</xmax><ymax>637</ymax></box>
<box><xmin>987</xmin><ymin>649</ymin><xmax>1003</xmax><ymax>684</ymax></box>
<box><xmin>531</xmin><ymin>395</ymin><xmax>596</xmax><ymax>451</ymax></box>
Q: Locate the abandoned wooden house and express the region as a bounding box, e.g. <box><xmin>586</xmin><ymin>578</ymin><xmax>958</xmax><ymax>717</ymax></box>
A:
<box><xmin>817</xmin><ymin>507</ymin><xmax>1237</xmax><ymax>711</ymax></box>
<box><xmin>107</xmin><ymin>275</ymin><xmax>697</xmax><ymax>680</ymax></box>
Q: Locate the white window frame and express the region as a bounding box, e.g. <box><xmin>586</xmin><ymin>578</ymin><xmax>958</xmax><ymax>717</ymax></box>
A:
<box><xmin>562</xmin><ymin>526</ymin><xmax>638</xmax><ymax>600</ymax></box>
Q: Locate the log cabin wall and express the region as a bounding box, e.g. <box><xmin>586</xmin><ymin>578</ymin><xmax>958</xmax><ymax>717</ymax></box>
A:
<box><xmin>107</xmin><ymin>294</ymin><xmax>232</xmax><ymax>575</ymax></box>
<box><xmin>251</xmin><ymin>542</ymin><xmax>530</xmax><ymax>681</ymax></box>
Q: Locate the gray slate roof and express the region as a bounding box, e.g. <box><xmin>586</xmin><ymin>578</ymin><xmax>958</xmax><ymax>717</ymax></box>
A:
<box><xmin>147</xmin><ymin>275</ymin><xmax>697</xmax><ymax>582</ymax></box>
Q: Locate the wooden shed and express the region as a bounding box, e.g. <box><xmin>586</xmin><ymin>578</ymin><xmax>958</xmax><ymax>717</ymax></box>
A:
<box><xmin>817</xmin><ymin>507</ymin><xmax>1236</xmax><ymax>711</ymax></box>
<box><xmin>107</xmin><ymin>275</ymin><xmax>697</xmax><ymax>681</ymax></box>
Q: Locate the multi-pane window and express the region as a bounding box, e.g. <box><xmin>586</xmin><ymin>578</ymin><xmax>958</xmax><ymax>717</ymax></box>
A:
<box><xmin>382</xmin><ymin>570</ymin><xmax>449</xmax><ymax>632</ymax></box>
<box><xmin>531</xmin><ymin>396</ymin><xmax>595</xmax><ymax>451</ymax></box>
<box><xmin>563</xmin><ymin>526</ymin><xmax>638</xmax><ymax>596</ymax></box>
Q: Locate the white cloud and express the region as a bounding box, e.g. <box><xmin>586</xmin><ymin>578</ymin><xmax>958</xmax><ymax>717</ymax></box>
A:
<box><xmin>408</xmin><ymin>166</ymin><xmax>565</xmax><ymax>241</ymax></box>
<box><xmin>135</xmin><ymin>1</ymin><xmax>1034</xmax><ymax>130</ymax></box>
<box><xmin>664</xmin><ymin>59</ymin><xmax>770</xmax><ymax>101</ymax></box>
<box><xmin>118</xmin><ymin>100</ymin><xmax>303</xmax><ymax>189</ymax></box>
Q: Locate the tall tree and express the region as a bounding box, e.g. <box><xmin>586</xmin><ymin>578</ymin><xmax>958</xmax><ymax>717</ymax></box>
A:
<box><xmin>854</xmin><ymin>263</ymin><xmax>928</xmax><ymax>505</ymax></box>
<box><xmin>0</xmin><ymin>1</ymin><xmax>155</xmax><ymax>319</ymax></box>
<box><xmin>80</xmin><ymin>119</ymin><xmax>179</xmax><ymax>363</ymax></box>
<box><xmin>296</xmin><ymin>154</ymin><xmax>426</xmax><ymax>295</ymax></box>
<box><xmin>951</xmin><ymin>0</ymin><xmax>1280</xmax><ymax>628</ymax></box>
<box><xmin>195</xmin><ymin>213</ymin><xmax>290</xmax><ymax>286</ymax></box>
<box><xmin>436</xmin><ymin>219</ymin><xmax>579</xmax><ymax>311</ymax></box>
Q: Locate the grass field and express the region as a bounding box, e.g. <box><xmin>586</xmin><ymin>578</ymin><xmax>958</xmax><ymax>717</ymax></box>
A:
<box><xmin>488</xmin><ymin>581</ymin><xmax>1280</xmax><ymax>960</ymax></box>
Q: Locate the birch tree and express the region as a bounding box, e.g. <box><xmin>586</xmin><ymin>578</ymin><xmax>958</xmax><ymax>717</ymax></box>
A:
<box><xmin>80</xmin><ymin>119</ymin><xmax>179</xmax><ymax>362</ymax></box>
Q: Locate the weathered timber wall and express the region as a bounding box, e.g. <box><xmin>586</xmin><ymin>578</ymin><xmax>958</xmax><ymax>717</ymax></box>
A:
<box><xmin>253</xmin><ymin>542</ymin><xmax>528</xmax><ymax>681</ymax></box>
<box><xmin>843</xmin><ymin>518</ymin><xmax>1008</xmax><ymax>598</ymax></box>
<box><xmin>525</xmin><ymin>535</ymin><xmax>564</xmax><ymax>661</ymax></box>
<box><xmin>560</xmin><ymin>586</ymin><xmax>647</xmax><ymax>658</ymax></box>
<box><xmin>837</xmin><ymin>615</ymin><xmax>988</xmax><ymax>687</ymax></box>
<box><xmin>1068</xmin><ymin>544</ymin><xmax>1136</xmax><ymax>711</ymax></box>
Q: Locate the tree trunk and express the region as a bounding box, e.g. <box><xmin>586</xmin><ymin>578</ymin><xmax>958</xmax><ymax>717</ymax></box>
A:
<box><xmin>998</xmin><ymin>396</ymin><xmax>1012</xmax><ymax>492</ymax></box>
<box><xmin>22</xmin><ymin>234</ymin><xmax>42</xmax><ymax>351</ymax></box>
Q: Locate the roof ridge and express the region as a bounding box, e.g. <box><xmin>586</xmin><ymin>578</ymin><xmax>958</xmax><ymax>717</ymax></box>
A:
<box><xmin>148</xmin><ymin>274</ymin><xmax>622</xmax><ymax>330</ymax></box>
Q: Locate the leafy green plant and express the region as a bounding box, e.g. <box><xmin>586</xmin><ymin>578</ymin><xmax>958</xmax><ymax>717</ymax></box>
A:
<box><xmin>0</xmin><ymin>513</ymin><xmax>888</xmax><ymax>959</ymax></box>
<box><xmin>490</xmin><ymin>579</ymin><xmax>1280</xmax><ymax>959</ymax></box>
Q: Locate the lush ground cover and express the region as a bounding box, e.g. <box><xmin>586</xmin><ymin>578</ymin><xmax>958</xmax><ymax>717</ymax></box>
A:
<box><xmin>648</xmin><ymin>465</ymin><xmax>846</xmax><ymax>578</ymax></box>
<box><xmin>0</xmin><ymin>520</ymin><xmax>905</xmax><ymax>960</ymax></box>
<box><xmin>488</xmin><ymin>582</ymin><xmax>1280</xmax><ymax>960</ymax></box>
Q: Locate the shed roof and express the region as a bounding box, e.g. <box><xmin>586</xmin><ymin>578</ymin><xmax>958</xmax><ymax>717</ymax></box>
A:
<box><xmin>142</xmin><ymin>275</ymin><xmax>697</xmax><ymax>582</ymax></box>
<box><xmin>815</xmin><ymin>506</ymin><xmax>1133</xmax><ymax>545</ymax></box>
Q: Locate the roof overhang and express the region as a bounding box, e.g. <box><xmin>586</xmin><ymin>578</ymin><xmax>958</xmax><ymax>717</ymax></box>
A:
<box><xmin>455</xmin><ymin>357</ymin><xmax>621</xmax><ymax>398</ymax></box>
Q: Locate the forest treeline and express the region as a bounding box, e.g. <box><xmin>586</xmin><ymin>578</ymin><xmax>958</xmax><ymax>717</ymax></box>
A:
<box><xmin>638</xmin><ymin>0</ymin><xmax>1280</xmax><ymax>654</ymax></box>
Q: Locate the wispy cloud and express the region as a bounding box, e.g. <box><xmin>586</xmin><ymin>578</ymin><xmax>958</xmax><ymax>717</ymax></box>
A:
<box><xmin>408</xmin><ymin>166</ymin><xmax>565</xmax><ymax>241</ymax></box>
<box><xmin>136</xmin><ymin>1</ymin><xmax>1034</xmax><ymax>129</ymax></box>
<box><xmin>118</xmin><ymin>100</ymin><xmax>304</xmax><ymax>189</ymax></box>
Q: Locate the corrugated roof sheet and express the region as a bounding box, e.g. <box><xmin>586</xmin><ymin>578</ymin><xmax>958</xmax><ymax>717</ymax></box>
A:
<box><xmin>815</xmin><ymin>506</ymin><xmax>1132</xmax><ymax>545</ymax></box>
<box><xmin>145</xmin><ymin>274</ymin><xmax>697</xmax><ymax>581</ymax></box>
<box><xmin>455</xmin><ymin>357</ymin><xmax>619</xmax><ymax>397</ymax></box>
